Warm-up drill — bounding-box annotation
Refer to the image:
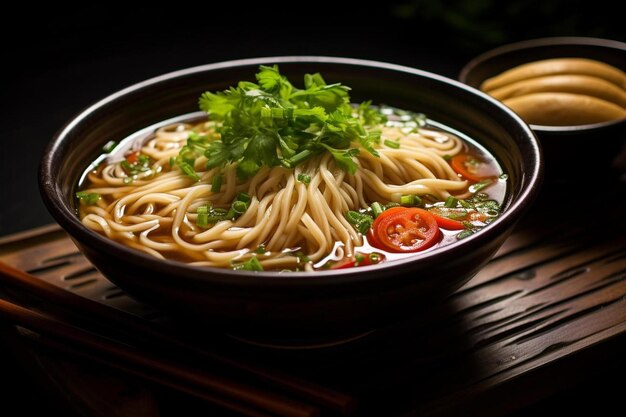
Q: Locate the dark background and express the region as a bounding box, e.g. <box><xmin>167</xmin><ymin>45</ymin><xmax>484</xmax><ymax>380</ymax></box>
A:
<box><xmin>1</xmin><ymin>1</ymin><xmax>625</xmax><ymax>415</ymax></box>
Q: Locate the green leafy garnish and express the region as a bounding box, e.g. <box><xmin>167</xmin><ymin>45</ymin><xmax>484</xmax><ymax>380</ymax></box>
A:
<box><xmin>120</xmin><ymin>154</ymin><xmax>152</xmax><ymax>183</ymax></box>
<box><xmin>400</xmin><ymin>194</ymin><xmax>422</xmax><ymax>206</ymax></box>
<box><xmin>76</xmin><ymin>191</ymin><xmax>101</xmax><ymax>205</ymax></box>
<box><xmin>297</xmin><ymin>173</ymin><xmax>311</xmax><ymax>185</ymax></box>
<box><xmin>444</xmin><ymin>196</ymin><xmax>458</xmax><ymax>208</ymax></box>
<box><xmin>294</xmin><ymin>251</ymin><xmax>310</xmax><ymax>263</ymax></box>
<box><xmin>194</xmin><ymin>193</ymin><xmax>252</xmax><ymax>227</ymax></box>
<box><xmin>345</xmin><ymin>210</ymin><xmax>374</xmax><ymax>234</ymax></box>
<box><xmin>196</xmin><ymin>205</ymin><xmax>209</xmax><ymax>228</ymax></box>
<box><xmin>180</xmin><ymin>65</ymin><xmax>386</xmax><ymax>180</ymax></box>
<box><xmin>370</xmin><ymin>202</ymin><xmax>384</xmax><ymax>218</ymax></box>
<box><xmin>232</xmin><ymin>256</ymin><xmax>264</xmax><ymax>271</ymax></box>
<box><xmin>384</xmin><ymin>139</ymin><xmax>400</xmax><ymax>149</ymax></box>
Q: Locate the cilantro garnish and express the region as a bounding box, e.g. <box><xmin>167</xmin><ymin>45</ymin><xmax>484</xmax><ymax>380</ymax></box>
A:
<box><xmin>175</xmin><ymin>65</ymin><xmax>386</xmax><ymax>180</ymax></box>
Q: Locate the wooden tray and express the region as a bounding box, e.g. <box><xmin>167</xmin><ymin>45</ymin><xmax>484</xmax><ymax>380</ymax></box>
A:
<box><xmin>1</xmin><ymin>182</ymin><xmax>626</xmax><ymax>416</ymax></box>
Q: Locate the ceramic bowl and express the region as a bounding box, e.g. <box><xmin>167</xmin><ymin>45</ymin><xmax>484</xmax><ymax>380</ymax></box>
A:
<box><xmin>40</xmin><ymin>57</ymin><xmax>542</xmax><ymax>342</ymax></box>
<box><xmin>460</xmin><ymin>37</ymin><xmax>626</xmax><ymax>181</ymax></box>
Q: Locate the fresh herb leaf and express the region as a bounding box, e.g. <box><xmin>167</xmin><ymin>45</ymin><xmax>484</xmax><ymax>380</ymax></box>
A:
<box><xmin>359</xmin><ymin>100</ymin><xmax>388</xmax><ymax>126</ymax></box>
<box><xmin>187</xmin><ymin>65</ymin><xmax>387</xmax><ymax>179</ymax></box>
<box><xmin>320</xmin><ymin>145</ymin><xmax>359</xmax><ymax>174</ymax></box>
<box><xmin>294</xmin><ymin>251</ymin><xmax>310</xmax><ymax>263</ymax></box>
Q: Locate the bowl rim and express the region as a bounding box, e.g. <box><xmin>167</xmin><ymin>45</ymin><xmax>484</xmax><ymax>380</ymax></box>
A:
<box><xmin>458</xmin><ymin>36</ymin><xmax>626</xmax><ymax>132</ymax></box>
<box><xmin>40</xmin><ymin>55</ymin><xmax>542</xmax><ymax>287</ymax></box>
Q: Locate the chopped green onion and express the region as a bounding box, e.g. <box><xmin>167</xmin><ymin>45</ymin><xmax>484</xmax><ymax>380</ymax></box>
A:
<box><xmin>206</xmin><ymin>214</ymin><xmax>228</xmax><ymax>223</ymax></box>
<box><xmin>102</xmin><ymin>140</ymin><xmax>117</xmax><ymax>153</ymax></box>
<box><xmin>179</xmin><ymin>162</ymin><xmax>200</xmax><ymax>181</ymax></box>
<box><xmin>226</xmin><ymin>192</ymin><xmax>252</xmax><ymax>219</ymax></box>
<box><xmin>448</xmin><ymin>210</ymin><xmax>469</xmax><ymax>220</ymax></box>
<box><xmin>180</xmin><ymin>148</ymin><xmax>197</xmax><ymax>166</ymax></box>
<box><xmin>255</xmin><ymin>245</ymin><xmax>266</xmax><ymax>254</ymax></box>
<box><xmin>169</xmin><ymin>157</ymin><xmax>175</xmax><ymax>166</ymax></box>
<box><xmin>345</xmin><ymin>211</ymin><xmax>361</xmax><ymax>224</ymax></box>
<box><xmin>369</xmin><ymin>253</ymin><xmax>381</xmax><ymax>264</ymax></box>
<box><xmin>384</xmin><ymin>140</ymin><xmax>400</xmax><ymax>149</ymax></box>
<box><xmin>123</xmin><ymin>177</ymin><xmax>134</xmax><ymax>184</ymax></box>
<box><xmin>294</xmin><ymin>251</ymin><xmax>310</xmax><ymax>263</ymax></box>
<box><xmin>459</xmin><ymin>199</ymin><xmax>472</xmax><ymax>209</ymax></box>
<box><xmin>232</xmin><ymin>200</ymin><xmax>248</xmax><ymax>214</ymax></box>
<box><xmin>400</xmin><ymin>194</ymin><xmax>422</xmax><ymax>206</ymax></box>
<box><xmin>211</xmin><ymin>175</ymin><xmax>222</xmax><ymax>192</ymax></box>
<box><xmin>442</xmin><ymin>154</ymin><xmax>452</xmax><ymax>161</ymax></box>
<box><xmin>355</xmin><ymin>254</ymin><xmax>365</xmax><ymax>265</ymax></box>
<box><xmin>297</xmin><ymin>173</ymin><xmax>311</xmax><ymax>185</ymax></box>
<box><xmin>444</xmin><ymin>196</ymin><xmax>458</xmax><ymax>208</ymax></box>
<box><xmin>499</xmin><ymin>173</ymin><xmax>508</xmax><ymax>180</ymax></box>
<box><xmin>456</xmin><ymin>229</ymin><xmax>475</xmax><ymax>240</ymax></box>
<box><xmin>414</xmin><ymin>113</ymin><xmax>427</xmax><ymax>127</ymax></box>
<box><xmin>370</xmin><ymin>202</ymin><xmax>384</xmax><ymax>218</ymax></box>
<box><xmin>345</xmin><ymin>210</ymin><xmax>373</xmax><ymax>234</ymax></box>
<box><xmin>233</xmin><ymin>256</ymin><xmax>264</xmax><ymax>271</ymax></box>
<box><xmin>236</xmin><ymin>192</ymin><xmax>252</xmax><ymax>204</ymax></box>
<box><xmin>120</xmin><ymin>160</ymin><xmax>133</xmax><ymax>173</ymax></box>
<box><xmin>76</xmin><ymin>191</ymin><xmax>101</xmax><ymax>205</ymax></box>
<box><xmin>474</xmin><ymin>192</ymin><xmax>489</xmax><ymax>201</ymax></box>
<box><xmin>475</xmin><ymin>200</ymin><xmax>500</xmax><ymax>213</ymax></box>
<box><xmin>196</xmin><ymin>205</ymin><xmax>209</xmax><ymax>227</ymax></box>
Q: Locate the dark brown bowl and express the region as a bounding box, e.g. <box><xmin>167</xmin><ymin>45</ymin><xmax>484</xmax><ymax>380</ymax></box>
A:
<box><xmin>460</xmin><ymin>37</ymin><xmax>626</xmax><ymax>182</ymax></box>
<box><xmin>39</xmin><ymin>57</ymin><xmax>542</xmax><ymax>341</ymax></box>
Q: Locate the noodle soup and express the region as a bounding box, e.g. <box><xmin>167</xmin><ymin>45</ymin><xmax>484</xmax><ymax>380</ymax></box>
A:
<box><xmin>76</xmin><ymin>66</ymin><xmax>506</xmax><ymax>272</ymax></box>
